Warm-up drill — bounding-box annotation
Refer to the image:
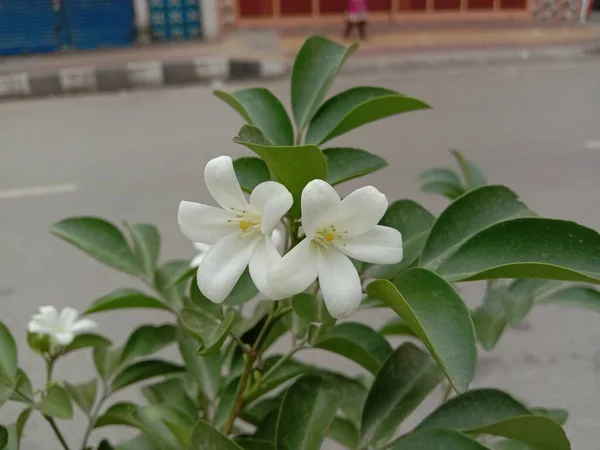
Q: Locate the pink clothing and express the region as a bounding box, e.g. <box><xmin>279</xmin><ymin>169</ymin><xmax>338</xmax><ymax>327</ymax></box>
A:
<box><xmin>348</xmin><ymin>0</ymin><xmax>368</xmax><ymax>13</ymax></box>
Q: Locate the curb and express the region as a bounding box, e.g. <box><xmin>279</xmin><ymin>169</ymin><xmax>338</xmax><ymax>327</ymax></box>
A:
<box><xmin>0</xmin><ymin>57</ymin><xmax>287</xmax><ymax>100</ymax></box>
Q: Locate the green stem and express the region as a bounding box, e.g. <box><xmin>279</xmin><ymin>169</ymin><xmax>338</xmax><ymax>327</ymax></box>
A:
<box><xmin>44</xmin><ymin>357</ymin><xmax>71</xmax><ymax>450</ymax></box>
<box><xmin>80</xmin><ymin>384</ymin><xmax>110</xmax><ymax>450</ymax></box>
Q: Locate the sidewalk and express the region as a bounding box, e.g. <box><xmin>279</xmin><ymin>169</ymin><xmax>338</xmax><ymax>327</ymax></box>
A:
<box><xmin>1</xmin><ymin>23</ymin><xmax>599</xmax><ymax>100</ymax></box>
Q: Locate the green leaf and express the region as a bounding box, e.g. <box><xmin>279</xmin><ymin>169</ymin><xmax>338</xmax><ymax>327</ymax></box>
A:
<box><xmin>225</xmin><ymin>269</ymin><xmax>259</xmax><ymax>306</ymax></box>
<box><xmin>539</xmin><ymin>286</ymin><xmax>600</xmax><ymax>312</ymax></box>
<box><xmin>436</xmin><ymin>218</ymin><xmax>600</xmax><ymax>284</ymax></box>
<box><xmin>420</xmin><ymin>186</ymin><xmax>532</xmax><ymax>270</ymax></box>
<box><xmin>12</xmin><ymin>370</ymin><xmax>33</xmax><ymax>403</ymax></box>
<box><xmin>368</xmin><ymin>200</ymin><xmax>436</xmax><ymax>279</ymax></box>
<box><xmin>531</xmin><ymin>407</ymin><xmax>568</xmax><ymax>425</ymax></box>
<box><xmin>38</xmin><ymin>385</ymin><xmax>73</xmax><ymax>419</ymax></box>
<box><xmin>214</xmin><ymin>88</ymin><xmax>294</xmax><ymax>146</ymax></box>
<box><xmin>51</xmin><ymin>217</ymin><xmax>139</xmax><ymax>275</ymax></box>
<box><xmin>245</xmin><ymin>357</ymin><xmax>315</xmax><ymax>403</ymax></box>
<box><xmin>65</xmin><ymin>379</ymin><xmax>97</xmax><ymax>414</ymax></box>
<box><xmin>323</xmin><ymin>148</ymin><xmax>387</xmax><ymax>185</ymax></box>
<box><xmin>111</xmin><ymin>359</ymin><xmax>185</xmax><ymax>392</ymax></box>
<box><xmin>154</xmin><ymin>259</ymin><xmax>190</xmax><ymax>309</ymax></box>
<box><xmin>235</xmin><ymin>438</ymin><xmax>276</xmax><ymax>450</ymax></box>
<box><xmin>361</xmin><ymin>343</ymin><xmax>443</xmax><ymax>444</ymax></box>
<box><xmin>180</xmin><ymin>308</ymin><xmax>235</xmax><ymax>355</ymax></box>
<box><xmin>86</xmin><ymin>289</ymin><xmax>170</xmax><ymax>314</ymax></box>
<box><xmin>291</xmin><ymin>293</ymin><xmax>333</xmax><ymax>324</ymax></box>
<box><xmin>2</xmin><ymin>408</ymin><xmax>33</xmax><ymax>450</ymax></box>
<box><xmin>234</xmin><ymin>125</ymin><xmax>327</xmax><ymax>217</ymax></box>
<box><xmin>0</xmin><ymin>322</ymin><xmax>17</xmax><ymax>383</ymax></box>
<box><xmin>276</xmin><ymin>375</ymin><xmax>344</xmax><ymax>450</ymax></box>
<box><xmin>212</xmin><ymin>379</ymin><xmax>238</xmax><ymax>430</ymax></box>
<box><xmin>177</xmin><ymin>331</ymin><xmax>220</xmax><ymax>402</ymax></box>
<box><xmin>190</xmin><ymin>419</ymin><xmax>243</xmax><ymax>449</ymax></box>
<box><xmin>93</xmin><ymin>345</ymin><xmax>122</xmax><ymax>380</ymax></box>
<box><xmin>64</xmin><ymin>333</ymin><xmax>111</xmax><ymax>354</ymax></box>
<box><xmin>120</xmin><ymin>324</ymin><xmax>176</xmax><ymax>364</ymax></box>
<box><xmin>141</xmin><ymin>378</ymin><xmax>197</xmax><ymax>421</ymax></box>
<box><xmin>366</xmin><ymin>268</ymin><xmax>476</xmax><ymax>393</ymax></box>
<box><xmin>0</xmin><ymin>426</ymin><xmax>7</xmax><ymax>449</ymax></box>
<box><xmin>378</xmin><ymin>317</ymin><xmax>416</xmax><ymax>337</ymax></box>
<box><xmin>314</xmin><ymin>322</ymin><xmax>392</xmax><ymax>374</ymax></box>
<box><xmin>27</xmin><ymin>332</ymin><xmax>51</xmax><ymax>354</ymax></box>
<box><xmin>472</xmin><ymin>287</ymin><xmax>509</xmax><ymax>350</ymax></box>
<box><xmin>306</xmin><ymin>87</ymin><xmax>430</xmax><ymax>145</ymax></box>
<box><xmin>451</xmin><ymin>149</ymin><xmax>487</xmax><ymax>189</ymax></box>
<box><xmin>291</xmin><ymin>36</ymin><xmax>358</xmax><ymax>129</ymax></box>
<box><xmin>389</xmin><ymin>428</ymin><xmax>492</xmax><ymax>449</ymax></box>
<box><xmin>253</xmin><ymin>410</ymin><xmax>279</xmax><ymax>442</ymax></box>
<box><xmin>127</xmin><ymin>223</ymin><xmax>161</xmax><ymax>278</ymax></box>
<box><xmin>328</xmin><ymin>417</ymin><xmax>359</xmax><ymax>449</ymax></box>
<box><xmin>233</xmin><ymin>157</ymin><xmax>271</xmax><ymax>193</ymax></box>
<box><xmin>420</xmin><ymin>168</ymin><xmax>464</xmax><ymax>199</ymax></box>
<box><xmin>189</xmin><ymin>274</ymin><xmax>223</xmax><ymax>318</ymax></box>
<box><xmin>0</xmin><ymin>380</ymin><xmax>14</xmax><ymax>408</ymax></box>
<box><xmin>418</xmin><ymin>389</ymin><xmax>531</xmax><ymax>430</ymax></box>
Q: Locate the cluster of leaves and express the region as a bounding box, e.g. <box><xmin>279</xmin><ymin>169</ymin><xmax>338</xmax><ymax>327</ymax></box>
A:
<box><xmin>417</xmin><ymin>151</ymin><xmax>600</xmax><ymax>350</ymax></box>
<box><xmin>0</xmin><ymin>35</ymin><xmax>598</xmax><ymax>450</ymax></box>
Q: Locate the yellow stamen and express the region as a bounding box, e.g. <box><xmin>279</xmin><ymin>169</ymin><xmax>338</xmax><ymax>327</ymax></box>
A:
<box><xmin>239</xmin><ymin>221</ymin><xmax>251</xmax><ymax>231</ymax></box>
<box><xmin>324</xmin><ymin>233</ymin><xmax>335</xmax><ymax>242</ymax></box>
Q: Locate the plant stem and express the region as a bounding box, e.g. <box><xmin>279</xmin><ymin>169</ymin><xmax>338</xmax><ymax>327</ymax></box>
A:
<box><xmin>80</xmin><ymin>384</ymin><xmax>110</xmax><ymax>450</ymax></box>
<box><xmin>44</xmin><ymin>357</ymin><xmax>71</xmax><ymax>450</ymax></box>
<box><xmin>222</xmin><ymin>303</ymin><xmax>279</xmax><ymax>435</ymax></box>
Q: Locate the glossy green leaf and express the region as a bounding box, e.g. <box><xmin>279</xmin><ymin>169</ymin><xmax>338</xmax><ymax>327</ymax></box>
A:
<box><xmin>127</xmin><ymin>223</ymin><xmax>160</xmax><ymax>278</ymax></box>
<box><xmin>472</xmin><ymin>287</ymin><xmax>509</xmax><ymax>350</ymax></box>
<box><xmin>235</xmin><ymin>438</ymin><xmax>276</xmax><ymax>450</ymax></box>
<box><xmin>276</xmin><ymin>375</ymin><xmax>344</xmax><ymax>450</ymax></box>
<box><xmin>2</xmin><ymin>408</ymin><xmax>33</xmax><ymax>450</ymax></box>
<box><xmin>314</xmin><ymin>322</ymin><xmax>392</xmax><ymax>374</ymax></box>
<box><xmin>418</xmin><ymin>389</ymin><xmax>531</xmax><ymax>430</ymax></box>
<box><xmin>11</xmin><ymin>369</ymin><xmax>33</xmax><ymax>403</ymax></box>
<box><xmin>225</xmin><ymin>269</ymin><xmax>259</xmax><ymax>306</ymax></box>
<box><xmin>323</xmin><ymin>147</ymin><xmax>387</xmax><ymax>185</ymax></box>
<box><xmin>291</xmin><ymin>36</ymin><xmax>358</xmax><ymax>129</ymax></box>
<box><xmin>111</xmin><ymin>359</ymin><xmax>184</xmax><ymax>392</ymax></box>
<box><xmin>214</xmin><ymin>88</ymin><xmax>294</xmax><ymax>145</ymax></box>
<box><xmin>328</xmin><ymin>417</ymin><xmax>359</xmax><ymax>450</ymax></box>
<box><xmin>142</xmin><ymin>378</ymin><xmax>198</xmax><ymax>421</ymax></box>
<box><xmin>120</xmin><ymin>324</ymin><xmax>176</xmax><ymax>364</ymax></box>
<box><xmin>233</xmin><ymin>157</ymin><xmax>271</xmax><ymax>193</ymax></box>
<box><xmin>420</xmin><ymin>168</ymin><xmax>464</xmax><ymax>199</ymax></box>
<box><xmin>451</xmin><ymin>149</ymin><xmax>487</xmax><ymax>189</ymax></box>
<box><xmin>177</xmin><ymin>331</ymin><xmax>220</xmax><ymax>402</ymax></box>
<box><xmin>389</xmin><ymin>428</ymin><xmax>493</xmax><ymax>450</ymax></box>
<box><xmin>38</xmin><ymin>385</ymin><xmax>73</xmax><ymax>419</ymax></box>
<box><xmin>334</xmin><ymin>374</ymin><xmax>371</xmax><ymax>427</ymax></box>
<box><xmin>367</xmin><ymin>268</ymin><xmax>476</xmax><ymax>393</ymax></box>
<box><xmin>489</xmin><ymin>439</ymin><xmax>530</xmax><ymax>450</ymax></box>
<box><xmin>253</xmin><ymin>409</ymin><xmax>279</xmax><ymax>442</ymax></box>
<box><xmin>154</xmin><ymin>259</ymin><xmax>189</xmax><ymax>309</ymax></box>
<box><xmin>291</xmin><ymin>293</ymin><xmax>333</xmax><ymax>324</ymax></box>
<box><xmin>531</xmin><ymin>407</ymin><xmax>568</xmax><ymax>425</ymax></box>
<box><xmin>436</xmin><ymin>218</ymin><xmax>600</xmax><ymax>284</ymax></box>
<box><xmin>0</xmin><ymin>321</ymin><xmax>17</xmax><ymax>383</ymax></box>
<box><xmin>212</xmin><ymin>378</ymin><xmax>238</xmax><ymax>429</ymax></box>
<box><xmin>51</xmin><ymin>217</ymin><xmax>140</xmax><ymax>275</ymax></box>
<box><xmin>420</xmin><ymin>186</ymin><xmax>532</xmax><ymax>270</ymax></box>
<box><xmin>361</xmin><ymin>343</ymin><xmax>443</xmax><ymax>444</ymax></box>
<box><xmin>245</xmin><ymin>357</ymin><xmax>315</xmax><ymax>403</ymax></box>
<box><xmin>234</xmin><ymin>125</ymin><xmax>327</xmax><ymax>217</ymax></box>
<box><xmin>93</xmin><ymin>345</ymin><xmax>122</xmax><ymax>380</ymax></box>
<box><xmin>306</xmin><ymin>86</ymin><xmax>429</xmax><ymax>144</ymax></box>
<box><xmin>379</xmin><ymin>317</ymin><xmax>416</xmax><ymax>337</ymax></box>
<box><xmin>539</xmin><ymin>286</ymin><xmax>600</xmax><ymax>312</ymax></box>
<box><xmin>180</xmin><ymin>308</ymin><xmax>235</xmax><ymax>355</ymax></box>
<box><xmin>65</xmin><ymin>379</ymin><xmax>97</xmax><ymax>414</ymax></box>
<box><xmin>64</xmin><ymin>333</ymin><xmax>111</xmax><ymax>354</ymax></box>
<box><xmin>190</xmin><ymin>420</ymin><xmax>243</xmax><ymax>449</ymax></box>
<box><xmin>27</xmin><ymin>332</ymin><xmax>51</xmax><ymax>354</ymax></box>
<box><xmin>369</xmin><ymin>200</ymin><xmax>436</xmax><ymax>279</ymax></box>
<box><xmin>0</xmin><ymin>380</ymin><xmax>13</xmax><ymax>408</ymax></box>
<box><xmin>0</xmin><ymin>426</ymin><xmax>7</xmax><ymax>449</ymax></box>
<box><xmin>86</xmin><ymin>289</ymin><xmax>170</xmax><ymax>314</ymax></box>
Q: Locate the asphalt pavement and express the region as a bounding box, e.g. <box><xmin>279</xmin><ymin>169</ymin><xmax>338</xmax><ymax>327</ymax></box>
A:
<box><xmin>1</xmin><ymin>56</ymin><xmax>600</xmax><ymax>449</ymax></box>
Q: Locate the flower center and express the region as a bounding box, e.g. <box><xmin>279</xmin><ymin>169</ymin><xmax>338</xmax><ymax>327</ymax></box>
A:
<box><xmin>314</xmin><ymin>225</ymin><xmax>347</xmax><ymax>248</ymax></box>
<box><xmin>228</xmin><ymin>208</ymin><xmax>262</xmax><ymax>236</ymax></box>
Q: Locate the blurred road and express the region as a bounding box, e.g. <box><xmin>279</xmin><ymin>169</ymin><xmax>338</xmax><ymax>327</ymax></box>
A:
<box><xmin>1</xmin><ymin>57</ymin><xmax>600</xmax><ymax>449</ymax></box>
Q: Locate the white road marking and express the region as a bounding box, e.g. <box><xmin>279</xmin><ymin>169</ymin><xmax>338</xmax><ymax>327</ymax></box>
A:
<box><xmin>0</xmin><ymin>183</ymin><xmax>78</xmax><ymax>199</ymax></box>
<box><xmin>583</xmin><ymin>140</ymin><xmax>600</xmax><ymax>150</ymax></box>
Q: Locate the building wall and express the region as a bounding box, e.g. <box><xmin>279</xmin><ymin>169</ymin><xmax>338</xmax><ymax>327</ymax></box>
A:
<box><xmin>533</xmin><ymin>0</ymin><xmax>584</xmax><ymax>20</ymax></box>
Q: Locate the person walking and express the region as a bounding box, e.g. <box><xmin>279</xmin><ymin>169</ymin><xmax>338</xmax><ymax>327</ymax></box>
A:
<box><xmin>344</xmin><ymin>0</ymin><xmax>368</xmax><ymax>41</ymax></box>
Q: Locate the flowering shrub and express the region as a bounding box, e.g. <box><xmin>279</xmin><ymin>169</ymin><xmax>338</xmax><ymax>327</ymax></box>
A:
<box><xmin>1</xmin><ymin>36</ymin><xmax>597</xmax><ymax>450</ymax></box>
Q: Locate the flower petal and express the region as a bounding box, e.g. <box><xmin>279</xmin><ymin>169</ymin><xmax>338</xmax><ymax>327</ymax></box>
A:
<box><xmin>272</xmin><ymin>227</ymin><xmax>285</xmax><ymax>252</ymax></box>
<box><xmin>59</xmin><ymin>307</ymin><xmax>79</xmax><ymax>327</ymax></box>
<box><xmin>335</xmin><ymin>186</ymin><xmax>388</xmax><ymax>236</ymax></box>
<box><xmin>301</xmin><ymin>180</ymin><xmax>342</xmax><ymax>239</ymax></box>
<box><xmin>193</xmin><ymin>242</ymin><xmax>211</xmax><ymax>252</ymax></box>
<box><xmin>198</xmin><ymin>233</ymin><xmax>258</xmax><ymax>303</ymax></box>
<box><xmin>178</xmin><ymin>201</ymin><xmax>238</xmax><ymax>244</ymax></box>
<box><xmin>28</xmin><ymin>320</ymin><xmax>52</xmax><ymax>334</ymax></box>
<box><xmin>38</xmin><ymin>306</ymin><xmax>58</xmax><ymax>321</ymax></box>
<box><xmin>250</xmin><ymin>181</ymin><xmax>293</xmax><ymax>234</ymax></box>
<box><xmin>204</xmin><ymin>156</ymin><xmax>248</xmax><ymax>211</ymax></box>
<box><xmin>317</xmin><ymin>248</ymin><xmax>362</xmax><ymax>319</ymax></box>
<box><xmin>267</xmin><ymin>238</ymin><xmax>318</xmax><ymax>296</ymax></box>
<box><xmin>53</xmin><ymin>332</ymin><xmax>74</xmax><ymax>346</ymax></box>
<box><xmin>334</xmin><ymin>225</ymin><xmax>403</xmax><ymax>264</ymax></box>
<box><xmin>250</xmin><ymin>236</ymin><xmax>286</xmax><ymax>300</ymax></box>
<box><xmin>190</xmin><ymin>253</ymin><xmax>206</xmax><ymax>268</ymax></box>
<box><xmin>69</xmin><ymin>318</ymin><xmax>98</xmax><ymax>334</ymax></box>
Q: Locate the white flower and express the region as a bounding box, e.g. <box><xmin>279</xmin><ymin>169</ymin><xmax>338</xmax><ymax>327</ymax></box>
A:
<box><xmin>28</xmin><ymin>306</ymin><xmax>97</xmax><ymax>346</ymax></box>
<box><xmin>268</xmin><ymin>180</ymin><xmax>403</xmax><ymax>319</ymax></box>
<box><xmin>178</xmin><ymin>156</ymin><xmax>293</xmax><ymax>303</ymax></box>
<box><xmin>190</xmin><ymin>228</ymin><xmax>285</xmax><ymax>268</ymax></box>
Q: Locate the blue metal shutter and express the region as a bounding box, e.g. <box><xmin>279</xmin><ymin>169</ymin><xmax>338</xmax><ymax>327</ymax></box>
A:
<box><xmin>0</xmin><ymin>0</ymin><xmax>58</xmax><ymax>55</ymax></box>
<box><xmin>62</xmin><ymin>0</ymin><xmax>134</xmax><ymax>50</ymax></box>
